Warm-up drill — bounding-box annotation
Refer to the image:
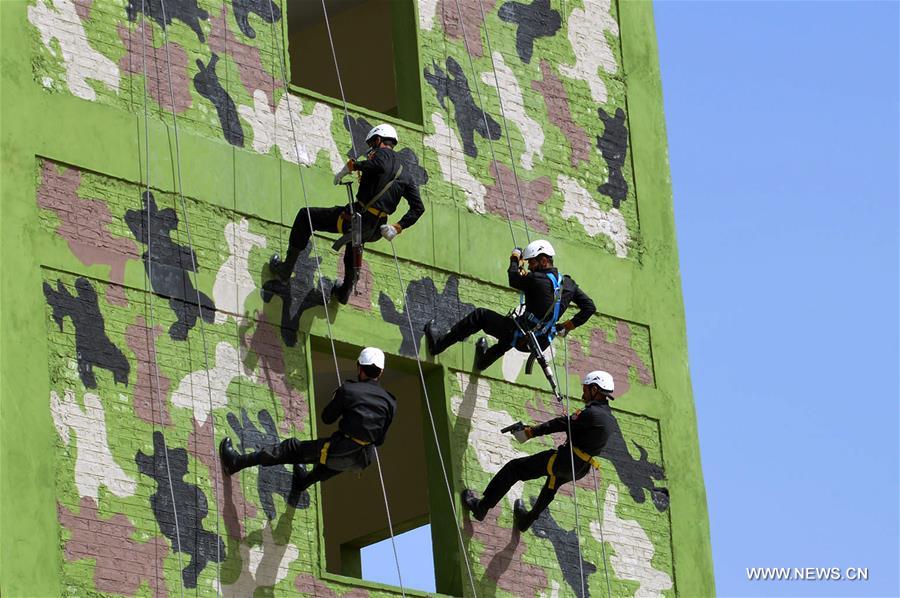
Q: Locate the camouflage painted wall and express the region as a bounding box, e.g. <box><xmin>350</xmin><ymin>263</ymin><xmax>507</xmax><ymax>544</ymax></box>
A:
<box><xmin>1</xmin><ymin>0</ymin><xmax>713</xmax><ymax>596</ymax></box>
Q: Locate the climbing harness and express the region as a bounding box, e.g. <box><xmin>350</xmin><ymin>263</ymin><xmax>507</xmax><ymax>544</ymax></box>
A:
<box><xmin>331</xmin><ymin>164</ymin><xmax>404</xmax><ymax>251</ymax></box>
<box><xmin>136</xmin><ymin>3</ymin><xmax>186</xmax><ymax>595</ymax></box>
<box><xmin>506</xmin><ymin>271</ymin><xmax>565</xmax><ymax>398</ymax></box>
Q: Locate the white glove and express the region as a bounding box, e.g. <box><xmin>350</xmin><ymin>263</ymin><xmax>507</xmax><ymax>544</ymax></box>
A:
<box><xmin>333</xmin><ymin>163</ymin><xmax>351</xmax><ymax>185</ymax></box>
<box><xmin>513</xmin><ymin>428</ymin><xmax>530</xmax><ymax>443</ymax></box>
<box><xmin>511</xmin><ymin>247</ymin><xmax>522</xmax><ymax>260</ymax></box>
<box><xmin>380</xmin><ymin>224</ymin><xmax>400</xmax><ymax>241</ymax></box>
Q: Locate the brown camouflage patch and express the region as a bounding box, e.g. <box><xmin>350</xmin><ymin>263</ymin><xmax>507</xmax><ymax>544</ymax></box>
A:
<box><xmin>335</xmin><ymin>253</ymin><xmax>374</xmax><ymax>310</ymax></box>
<box><xmin>295</xmin><ymin>574</ymin><xmax>370</xmax><ymax>596</ymax></box>
<box><xmin>485</xmin><ymin>161</ymin><xmax>552</xmax><ymax>232</ymax></box>
<box><xmin>533</xmin><ymin>60</ymin><xmax>592</xmax><ymax>167</ymax></box>
<box><xmin>209</xmin><ymin>5</ymin><xmax>279</xmax><ymax>110</ymax></box>
<box><xmin>187</xmin><ymin>417</ymin><xmax>258</xmax><ymax>538</ymax></box>
<box><xmin>440</xmin><ymin>0</ymin><xmax>497</xmax><ymax>58</ymax></box>
<box><xmin>125</xmin><ymin>316</ymin><xmax>172</xmax><ymax>426</ymax></box>
<box><xmin>72</xmin><ymin>0</ymin><xmax>92</xmax><ymax>21</ymax></box>
<box><xmin>464</xmin><ymin>509</ymin><xmax>548</xmax><ymax>593</ymax></box>
<box><xmin>36</xmin><ymin>161</ymin><xmax>138</xmax><ymax>306</ymax></box>
<box><xmin>244</xmin><ymin>314</ymin><xmax>308</xmax><ymax>434</ymax></box>
<box><xmin>58</xmin><ymin>497</ymin><xmax>168</xmax><ymax>597</ymax></box>
<box><xmin>566</xmin><ymin>321</ymin><xmax>653</xmax><ymax>397</ymax></box>
<box><xmin>117</xmin><ymin>23</ymin><xmax>192</xmax><ymax>114</ymax></box>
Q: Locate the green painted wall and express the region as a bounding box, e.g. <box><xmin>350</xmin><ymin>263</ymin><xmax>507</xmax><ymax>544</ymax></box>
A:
<box><xmin>1</xmin><ymin>0</ymin><xmax>713</xmax><ymax>595</ymax></box>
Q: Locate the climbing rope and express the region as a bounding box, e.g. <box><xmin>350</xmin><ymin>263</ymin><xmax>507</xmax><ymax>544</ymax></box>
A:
<box><xmin>591</xmin><ymin>470</ymin><xmax>613</xmax><ymax>598</ymax></box>
<box><xmin>552</xmin><ymin>340</ymin><xmax>586</xmax><ymax>598</ymax></box>
<box><xmin>155</xmin><ymin>1</ymin><xmax>225</xmax><ymax>589</ymax></box>
<box><xmin>315</xmin><ymin>4</ymin><xmax>408</xmax><ymax>596</ymax></box>
<box><xmin>136</xmin><ymin>3</ymin><xmax>185</xmax><ymax>595</ymax></box>
<box><xmin>255</xmin><ymin>4</ymin><xmax>409</xmax><ymax>594</ymax></box>
<box><xmin>558</xmin><ymin>339</ymin><xmax>615</xmax><ymax>598</ymax></box>
<box><xmin>311</xmin><ymin>2</ymin><xmax>482</xmax><ymax>593</ymax></box>
<box><xmin>319</xmin><ymin>0</ymin><xmax>358</xmax><ymax>216</ymax></box>
<box><xmin>473</xmin><ymin>0</ymin><xmax>531</xmax><ymax>244</ymax></box>
<box><xmin>387</xmin><ymin>240</ymin><xmax>480</xmax><ymax>597</ymax></box>
<box><xmin>450</xmin><ymin>0</ymin><xmax>529</xmax><ymax>248</ymax></box>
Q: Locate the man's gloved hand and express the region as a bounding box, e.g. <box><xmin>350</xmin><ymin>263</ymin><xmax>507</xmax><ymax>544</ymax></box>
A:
<box><xmin>513</xmin><ymin>426</ymin><xmax>533</xmax><ymax>443</ymax></box>
<box><xmin>380</xmin><ymin>223</ymin><xmax>402</xmax><ymax>241</ymax></box>
<box><xmin>511</xmin><ymin>247</ymin><xmax>523</xmax><ymax>260</ymax></box>
<box><xmin>555</xmin><ymin>320</ymin><xmax>575</xmax><ymax>337</ymax></box>
<box><xmin>333</xmin><ymin>159</ymin><xmax>355</xmax><ymax>185</ymax></box>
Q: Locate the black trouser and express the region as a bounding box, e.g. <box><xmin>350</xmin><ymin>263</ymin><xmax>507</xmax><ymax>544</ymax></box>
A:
<box><xmin>444</xmin><ymin>307</ymin><xmax>517</xmax><ymax>368</ymax></box>
<box><xmin>283</xmin><ymin>205</ymin><xmax>385</xmax><ymax>281</ymax></box>
<box><xmin>480</xmin><ymin>449</ymin><xmax>591</xmax><ymax>527</ymax></box>
<box><xmin>246</xmin><ymin>437</ymin><xmax>341</xmax><ymax>492</ymax></box>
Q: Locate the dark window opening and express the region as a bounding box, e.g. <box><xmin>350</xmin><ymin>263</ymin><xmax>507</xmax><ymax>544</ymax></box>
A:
<box><xmin>287</xmin><ymin>0</ymin><xmax>423</xmax><ymax>124</ymax></box>
<box><xmin>311</xmin><ymin>348</ymin><xmax>447</xmax><ymax>593</ymax></box>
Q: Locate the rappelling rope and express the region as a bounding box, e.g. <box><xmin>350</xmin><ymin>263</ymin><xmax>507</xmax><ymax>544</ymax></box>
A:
<box><xmin>473</xmin><ymin>0</ymin><xmax>531</xmax><ymax>244</ymax></box>
<box><xmin>315</xmin><ymin>3</ymin><xmax>481</xmax><ymax>594</ymax></box>
<box><xmin>591</xmin><ymin>469</ymin><xmax>613</xmax><ymax>598</ymax></box>
<box><xmin>157</xmin><ymin>0</ymin><xmax>223</xmax><ymax>589</ymax></box>
<box><xmin>266</xmin><ymin>2</ymin><xmax>341</xmax><ymax>387</ymax></box>
<box><xmin>257</xmin><ymin>3</ymin><xmax>405</xmax><ymax>594</ymax></box>
<box><xmin>136</xmin><ymin>4</ymin><xmax>185</xmax><ymax>595</ymax></box>
<box><xmin>319</xmin><ymin>0</ymin><xmax>357</xmax><ymax>215</ymax></box>
<box><xmin>552</xmin><ymin>340</ymin><xmax>586</xmax><ymax>598</ymax></box>
<box><xmin>386</xmin><ymin>240</ymin><xmax>479</xmax><ymax>598</ymax></box>
<box><xmin>450</xmin><ymin>0</ymin><xmax>528</xmax><ymax>248</ymax></box>
<box><xmin>565</xmin><ymin>340</ymin><xmax>613</xmax><ymax>597</ymax></box>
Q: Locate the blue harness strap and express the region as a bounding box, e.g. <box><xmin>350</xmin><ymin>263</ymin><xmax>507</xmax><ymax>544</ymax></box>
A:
<box><xmin>512</xmin><ymin>272</ymin><xmax>564</xmax><ymax>347</ymax></box>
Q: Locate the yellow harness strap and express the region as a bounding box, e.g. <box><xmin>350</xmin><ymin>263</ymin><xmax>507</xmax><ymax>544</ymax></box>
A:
<box><xmin>366</xmin><ymin>206</ymin><xmax>388</xmax><ymax>219</ymax></box>
<box><xmin>319</xmin><ymin>441</ymin><xmax>331</xmax><ymax>465</ymax></box>
<box><xmin>348</xmin><ymin>435</ymin><xmax>371</xmax><ymax>446</ymax></box>
<box><xmin>573</xmin><ymin>446</ymin><xmax>601</xmax><ymax>470</ymax></box>
<box><xmin>546</xmin><ymin>453</ymin><xmax>558</xmax><ymax>490</ymax></box>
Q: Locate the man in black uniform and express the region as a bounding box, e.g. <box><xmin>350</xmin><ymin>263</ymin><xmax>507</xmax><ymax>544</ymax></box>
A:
<box><xmin>461</xmin><ymin>370</ymin><xmax>616</xmax><ymax>532</ymax></box>
<box><xmin>219</xmin><ymin>347</ymin><xmax>396</xmax><ymax>492</ymax></box>
<box><xmin>424</xmin><ymin>239</ymin><xmax>595</xmax><ymax>370</ymax></box>
<box><xmin>269</xmin><ymin>123</ymin><xmax>425</xmax><ymax>303</ymax></box>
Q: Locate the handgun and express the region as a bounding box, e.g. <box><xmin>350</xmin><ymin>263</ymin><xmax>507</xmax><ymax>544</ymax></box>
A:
<box><xmin>500</xmin><ymin>421</ymin><xmax>526</xmax><ymax>434</ymax></box>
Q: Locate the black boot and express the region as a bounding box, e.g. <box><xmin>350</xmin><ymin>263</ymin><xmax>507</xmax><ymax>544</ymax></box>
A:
<box><xmin>424</xmin><ymin>320</ymin><xmax>451</xmax><ymax>355</ymax></box>
<box><xmin>474</xmin><ymin>337</ymin><xmax>490</xmax><ymax>370</ymax></box>
<box><xmin>330</xmin><ymin>280</ymin><xmax>352</xmax><ymax>305</ymax></box>
<box><xmin>220</xmin><ymin>437</ymin><xmax>256</xmax><ymax>476</ymax></box>
<box><xmin>513</xmin><ymin>498</ymin><xmax>533</xmax><ymax>532</ymax></box>
<box><xmin>461</xmin><ymin>489</ymin><xmax>487</xmax><ymax>521</ymax></box>
<box><xmin>268</xmin><ymin>254</ymin><xmax>291</xmax><ymax>282</ymax></box>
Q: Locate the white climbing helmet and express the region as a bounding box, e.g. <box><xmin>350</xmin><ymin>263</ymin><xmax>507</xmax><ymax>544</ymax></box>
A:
<box><xmin>358</xmin><ymin>347</ymin><xmax>385</xmax><ymax>370</ymax></box>
<box><xmin>365</xmin><ymin>123</ymin><xmax>399</xmax><ymax>143</ymax></box>
<box><xmin>582</xmin><ymin>370</ymin><xmax>614</xmax><ymax>396</ymax></box>
<box><xmin>523</xmin><ymin>239</ymin><xmax>555</xmax><ymax>260</ymax></box>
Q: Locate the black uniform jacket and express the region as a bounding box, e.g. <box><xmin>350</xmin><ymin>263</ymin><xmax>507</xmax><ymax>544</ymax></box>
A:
<box><xmin>507</xmin><ymin>259</ymin><xmax>596</xmax><ymax>328</ymax></box>
<box><xmin>321</xmin><ymin>378</ymin><xmax>397</xmax><ymax>447</ymax></box>
<box><xmin>530</xmin><ymin>399</ymin><xmax>613</xmax><ymax>457</ymax></box>
<box><xmin>354</xmin><ymin>147</ymin><xmax>425</xmax><ymax>230</ymax></box>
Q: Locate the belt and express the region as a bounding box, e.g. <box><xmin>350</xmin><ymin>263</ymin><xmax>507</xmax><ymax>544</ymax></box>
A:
<box><xmin>365</xmin><ymin>205</ymin><xmax>388</xmax><ymax>219</ymax></box>
<box><xmin>319</xmin><ymin>434</ymin><xmax>372</xmax><ymax>465</ymax></box>
<box><xmin>546</xmin><ymin>447</ymin><xmax>600</xmax><ymax>490</ymax></box>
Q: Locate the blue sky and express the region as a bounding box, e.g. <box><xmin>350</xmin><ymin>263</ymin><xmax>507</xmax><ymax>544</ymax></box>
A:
<box><xmin>655</xmin><ymin>1</ymin><xmax>899</xmax><ymax>596</ymax></box>
<box><xmin>362</xmin><ymin>2</ymin><xmax>899</xmax><ymax>596</ymax></box>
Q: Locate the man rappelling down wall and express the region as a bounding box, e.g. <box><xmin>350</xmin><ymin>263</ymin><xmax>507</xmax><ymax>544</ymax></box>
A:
<box><xmin>461</xmin><ymin>370</ymin><xmax>617</xmax><ymax>532</ymax></box>
<box><xmin>424</xmin><ymin>239</ymin><xmax>596</xmax><ymax>372</ymax></box>
<box><xmin>269</xmin><ymin>124</ymin><xmax>425</xmax><ymax>303</ymax></box>
<box><xmin>219</xmin><ymin>348</ymin><xmax>397</xmax><ymax>491</ymax></box>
